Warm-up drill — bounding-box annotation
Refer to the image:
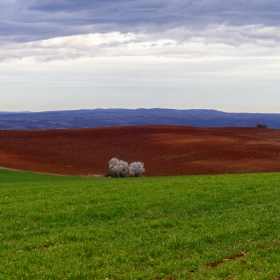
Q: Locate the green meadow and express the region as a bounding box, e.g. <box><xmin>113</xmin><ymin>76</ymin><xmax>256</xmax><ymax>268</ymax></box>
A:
<box><xmin>1</xmin><ymin>169</ymin><xmax>280</xmax><ymax>279</ymax></box>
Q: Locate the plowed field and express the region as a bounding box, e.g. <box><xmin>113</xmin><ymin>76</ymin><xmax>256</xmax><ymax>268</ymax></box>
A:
<box><xmin>1</xmin><ymin>126</ymin><xmax>280</xmax><ymax>176</ymax></box>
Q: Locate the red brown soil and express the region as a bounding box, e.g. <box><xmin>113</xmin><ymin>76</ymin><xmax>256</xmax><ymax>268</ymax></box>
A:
<box><xmin>1</xmin><ymin>125</ymin><xmax>280</xmax><ymax>177</ymax></box>
<box><xmin>207</xmin><ymin>252</ymin><xmax>246</xmax><ymax>268</ymax></box>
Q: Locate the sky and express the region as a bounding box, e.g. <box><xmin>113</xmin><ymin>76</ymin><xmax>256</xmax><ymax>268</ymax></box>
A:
<box><xmin>1</xmin><ymin>0</ymin><xmax>280</xmax><ymax>113</ymax></box>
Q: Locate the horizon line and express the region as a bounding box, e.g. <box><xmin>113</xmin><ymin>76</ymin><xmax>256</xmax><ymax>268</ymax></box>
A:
<box><xmin>1</xmin><ymin>108</ymin><xmax>280</xmax><ymax>114</ymax></box>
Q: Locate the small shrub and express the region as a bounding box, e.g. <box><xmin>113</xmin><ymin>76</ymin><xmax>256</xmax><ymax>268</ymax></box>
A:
<box><xmin>108</xmin><ymin>158</ymin><xmax>129</xmax><ymax>177</ymax></box>
<box><xmin>118</xmin><ymin>160</ymin><xmax>129</xmax><ymax>177</ymax></box>
<box><xmin>256</xmin><ymin>123</ymin><xmax>268</xmax><ymax>128</ymax></box>
<box><xmin>129</xmin><ymin>162</ymin><xmax>145</xmax><ymax>177</ymax></box>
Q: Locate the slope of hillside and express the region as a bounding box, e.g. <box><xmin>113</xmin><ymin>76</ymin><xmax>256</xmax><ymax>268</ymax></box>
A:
<box><xmin>1</xmin><ymin>108</ymin><xmax>280</xmax><ymax>129</ymax></box>
<box><xmin>0</xmin><ymin>126</ymin><xmax>280</xmax><ymax>176</ymax></box>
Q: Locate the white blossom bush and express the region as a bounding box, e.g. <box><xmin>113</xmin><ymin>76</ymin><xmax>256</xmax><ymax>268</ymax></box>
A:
<box><xmin>118</xmin><ymin>160</ymin><xmax>129</xmax><ymax>177</ymax></box>
<box><xmin>108</xmin><ymin>158</ymin><xmax>129</xmax><ymax>177</ymax></box>
<box><xmin>108</xmin><ymin>158</ymin><xmax>119</xmax><ymax>176</ymax></box>
<box><xmin>129</xmin><ymin>162</ymin><xmax>145</xmax><ymax>177</ymax></box>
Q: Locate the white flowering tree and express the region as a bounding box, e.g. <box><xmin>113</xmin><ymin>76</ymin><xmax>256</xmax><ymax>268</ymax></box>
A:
<box><xmin>129</xmin><ymin>162</ymin><xmax>145</xmax><ymax>177</ymax></box>
<box><xmin>108</xmin><ymin>158</ymin><xmax>129</xmax><ymax>177</ymax></box>
<box><xmin>118</xmin><ymin>160</ymin><xmax>129</xmax><ymax>177</ymax></box>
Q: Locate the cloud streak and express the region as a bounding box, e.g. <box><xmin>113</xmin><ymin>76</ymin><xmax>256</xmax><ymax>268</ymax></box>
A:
<box><xmin>1</xmin><ymin>24</ymin><xmax>280</xmax><ymax>62</ymax></box>
<box><xmin>1</xmin><ymin>0</ymin><xmax>280</xmax><ymax>43</ymax></box>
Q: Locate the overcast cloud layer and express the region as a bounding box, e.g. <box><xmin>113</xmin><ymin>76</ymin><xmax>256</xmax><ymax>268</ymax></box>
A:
<box><xmin>2</xmin><ymin>0</ymin><xmax>280</xmax><ymax>42</ymax></box>
<box><xmin>1</xmin><ymin>0</ymin><xmax>280</xmax><ymax>112</ymax></box>
<box><xmin>1</xmin><ymin>0</ymin><xmax>280</xmax><ymax>59</ymax></box>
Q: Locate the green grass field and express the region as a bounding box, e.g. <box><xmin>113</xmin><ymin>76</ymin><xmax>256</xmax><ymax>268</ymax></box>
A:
<box><xmin>1</xmin><ymin>169</ymin><xmax>280</xmax><ymax>279</ymax></box>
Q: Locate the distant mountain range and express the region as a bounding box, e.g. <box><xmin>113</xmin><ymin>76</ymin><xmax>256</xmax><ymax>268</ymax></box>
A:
<box><xmin>0</xmin><ymin>108</ymin><xmax>280</xmax><ymax>130</ymax></box>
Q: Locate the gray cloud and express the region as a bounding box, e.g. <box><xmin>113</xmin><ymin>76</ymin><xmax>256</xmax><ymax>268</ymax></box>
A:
<box><xmin>0</xmin><ymin>0</ymin><xmax>280</xmax><ymax>44</ymax></box>
<box><xmin>2</xmin><ymin>24</ymin><xmax>280</xmax><ymax>63</ymax></box>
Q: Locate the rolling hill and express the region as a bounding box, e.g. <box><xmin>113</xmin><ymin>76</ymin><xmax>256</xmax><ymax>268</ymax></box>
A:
<box><xmin>0</xmin><ymin>108</ymin><xmax>280</xmax><ymax>130</ymax></box>
<box><xmin>1</xmin><ymin>125</ymin><xmax>280</xmax><ymax>176</ymax></box>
